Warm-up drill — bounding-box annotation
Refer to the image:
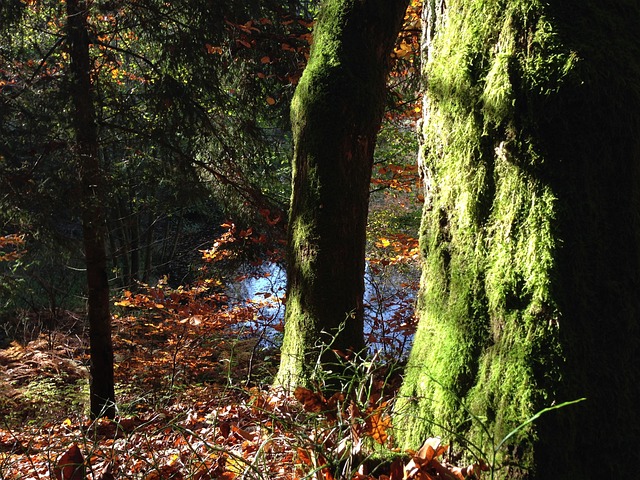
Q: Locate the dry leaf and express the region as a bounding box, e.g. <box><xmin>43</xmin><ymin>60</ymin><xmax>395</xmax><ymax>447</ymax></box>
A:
<box><xmin>54</xmin><ymin>443</ymin><xmax>85</xmax><ymax>480</ymax></box>
<box><xmin>364</xmin><ymin>404</ymin><xmax>392</xmax><ymax>445</ymax></box>
<box><xmin>143</xmin><ymin>464</ymin><xmax>184</xmax><ymax>480</ymax></box>
<box><xmin>415</xmin><ymin>437</ymin><xmax>447</xmax><ymax>463</ymax></box>
<box><xmin>95</xmin><ymin>463</ymin><xmax>115</xmax><ymax>480</ymax></box>
<box><xmin>294</xmin><ymin>386</ymin><xmax>326</xmax><ymax>413</ymax></box>
<box><xmin>231</xmin><ymin>425</ymin><xmax>254</xmax><ymax>441</ymax></box>
<box><xmin>388</xmin><ymin>457</ymin><xmax>405</xmax><ymax>480</ymax></box>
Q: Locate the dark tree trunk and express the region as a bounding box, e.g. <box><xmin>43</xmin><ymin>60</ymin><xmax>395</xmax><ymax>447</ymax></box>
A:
<box><xmin>274</xmin><ymin>0</ymin><xmax>409</xmax><ymax>390</ymax></box>
<box><xmin>129</xmin><ymin>206</ymin><xmax>140</xmax><ymax>284</ymax></box>
<box><xmin>142</xmin><ymin>212</ymin><xmax>154</xmax><ymax>283</ymax></box>
<box><xmin>395</xmin><ymin>1</ymin><xmax>640</xmax><ymax>478</ymax></box>
<box><xmin>66</xmin><ymin>0</ymin><xmax>116</xmax><ymax>419</ymax></box>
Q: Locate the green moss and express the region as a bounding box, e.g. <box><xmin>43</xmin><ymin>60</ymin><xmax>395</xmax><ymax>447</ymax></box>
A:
<box><xmin>399</xmin><ymin>0</ymin><xmax>640</xmax><ymax>477</ymax></box>
<box><xmin>276</xmin><ymin>0</ymin><xmax>408</xmax><ymax>391</ymax></box>
<box><xmin>274</xmin><ymin>292</ymin><xmax>316</xmax><ymax>389</ymax></box>
<box><xmin>395</xmin><ymin>0</ymin><xmax>572</xmax><ymax>476</ymax></box>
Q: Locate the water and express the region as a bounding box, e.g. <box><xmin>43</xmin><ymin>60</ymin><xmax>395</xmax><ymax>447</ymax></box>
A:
<box><xmin>228</xmin><ymin>261</ymin><xmax>418</xmax><ymax>359</ymax></box>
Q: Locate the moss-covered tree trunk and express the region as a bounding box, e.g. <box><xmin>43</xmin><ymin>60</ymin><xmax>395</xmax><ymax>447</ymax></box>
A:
<box><xmin>274</xmin><ymin>0</ymin><xmax>409</xmax><ymax>390</ymax></box>
<box><xmin>67</xmin><ymin>0</ymin><xmax>116</xmax><ymax>419</ymax></box>
<box><xmin>395</xmin><ymin>1</ymin><xmax>640</xmax><ymax>478</ymax></box>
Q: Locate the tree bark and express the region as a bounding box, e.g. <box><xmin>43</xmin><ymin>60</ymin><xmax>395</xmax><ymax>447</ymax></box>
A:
<box><xmin>274</xmin><ymin>0</ymin><xmax>409</xmax><ymax>390</ymax></box>
<box><xmin>395</xmin><ymin>1</ymin><xmax>640</xmax><ymax>478</ymax></box>
<box><xmin>67</xmin><ymin>0</ymin><xmax>116</xmax><ymax>419</ymax></box>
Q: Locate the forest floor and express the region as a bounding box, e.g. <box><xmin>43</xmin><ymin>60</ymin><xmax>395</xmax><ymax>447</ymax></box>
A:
<box><xmin>0</xmin><ymin>302</ymin><xmax>482</xmax><ymax>480</ymax></box>
<box><xmin>0</xmin><ymin>306</ymin><xmax>409</xmax><ymax>480</ymax></box>
<box><xmin>0</xmin><ymin>193</ymin><xmax>483</xmax><ymax>479</ymax></box>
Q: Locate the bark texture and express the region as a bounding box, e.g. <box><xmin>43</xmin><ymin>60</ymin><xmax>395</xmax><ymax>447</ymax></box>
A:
<box><xmin>395</xmin><ymin>1</ymin><xmax>640</xmax><ymax>478</ymax></box>
<box><xmin>67</xmin><ymin>0</ymin><xmax>116</xmax><ymax>419</ymax></box>
<box><xmin>275</xmin><ymin>0</ymin><xmax>409</xmax><ymax>390</ymax></box>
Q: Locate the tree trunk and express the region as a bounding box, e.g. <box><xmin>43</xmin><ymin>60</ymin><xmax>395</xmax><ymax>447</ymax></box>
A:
<box><xmin>129</xmin><ymin>204</ymin><xmax>140</xmax><ymax>285</ymax></box>
<box><xmin>67</xmin><ymin>0</ymin><xmax>116</xmax><ymax>419</ymax></box>
<box><xmin>142</xmin><ymin>211</ymin><xmax>155</xmax><ymax>283</ymax></box>
<box><xmin>274</xmin><ymin>0</ymin><xmax>409</xmax><ymax>391</ymax></box>
<box><xmin>395</xmin><ymin>1</ymin><xmax>640</xmax><ymax>478</ymax></box>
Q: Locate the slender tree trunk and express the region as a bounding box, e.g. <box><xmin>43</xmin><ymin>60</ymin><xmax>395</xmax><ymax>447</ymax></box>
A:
<box><xmin>115</xmin><ymin>204</ymin><xmax>132</xmax><ymax>288</ymax></box>
<box><xmin>106</xmin><ymin>219</ymin><xmax>121</xmax><ymax>285</ymax></box>
<box><xmin>274</xmin><ymin>0</ymin><xmax>409</xmax><ymax>391</ymax></box>
<box><xmin>142</xmin><ymin>212</ymin><xmax>154</xmax><ymax>283</ymax></box>
<box><xmin>395</xmin><ymin>1</ymin><xmax>640</xmax><ymax>478</ymax></box>
<box><xmin>67</xmin><ymin>0</ymin><xmax>116</xmax><ymax>419</ymax></box>
<box><xmin>129</xmin><ymin>205</ymin><xmax>140</xmax><ymax>284</ymax></box>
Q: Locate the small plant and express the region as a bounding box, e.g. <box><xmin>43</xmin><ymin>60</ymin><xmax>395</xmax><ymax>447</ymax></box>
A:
<box><xmin>393</xmin><ymin>374</ymin><xmax>586</xmax><ymax>479</ymax></box>
<box><xmin>481</xmin><ymin>397</ymin><xmax>586</xmax><ymax>480</ymax></box>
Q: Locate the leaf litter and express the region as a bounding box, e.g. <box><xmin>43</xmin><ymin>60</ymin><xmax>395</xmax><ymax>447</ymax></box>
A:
<box><xmin>1</xmin><ymin>317</ymin><xmax>484</xmax><ymax>479</ymax></box>
<box><xmin>0</xmin><ymin>231</ymin><xmax>476</xmax><ymax>479</ymax></box>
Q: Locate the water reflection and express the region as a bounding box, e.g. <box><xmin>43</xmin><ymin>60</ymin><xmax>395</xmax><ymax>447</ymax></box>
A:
<box><xmin>228</xmin><ymin>261</ymin><xmax>418</xmax><ymax>359</ymax></box>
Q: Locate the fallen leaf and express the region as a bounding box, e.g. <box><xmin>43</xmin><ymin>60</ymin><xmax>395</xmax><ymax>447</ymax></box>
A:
<box><xmin>144</xmin><ymin>464</ymin><xmax>184</xmax><ymax>480</ymax></box>
<box><xmin>294</xmin><ymin>386</ymin><xmax>326</xmax><ymax>413</ymax></box>
<box><xmin>95</xmin><ymin>463</ymin><xmax>115</xmax><ymax>480</ymax></box>
<box><xmin>54</xmin><ymin>443</ymin><xmax>85</xmax><ymax>480</ymax></box>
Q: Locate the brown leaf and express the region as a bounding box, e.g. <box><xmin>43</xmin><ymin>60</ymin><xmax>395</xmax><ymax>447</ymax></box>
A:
<box><xmin>54</xmin><ymin>443</ymin><xmax>85</xmax><ymax>480</ymax></box>
<box><xmin>415</xmin><ymin>437</ymin><xmax>447</xmax><ymax>463</ymax></box>
<box><xmin>326</xmin><ymin>392</ymin><xmax>345</xmax><ymax>411</ymax></box>
<box><xmin>296</xmin><ymin>447</ymin><xmax>313</xmax><ymax>466</ymax></box>
<box><xmin>219</xmin><ymin>421</ymin><xmax>231</xmax><ymax>438</ymax></box>
<box><xmin>364</xmin><ymin>404</ymin><xmax>392</xmax><ymax>445</ymax></box>
<box><xmin>294</xmin><ymin>386</ymin><xmax>326</xmax><ymax>413</ymax></box>
<box><xmin>324</xmin><ymin>391</ymin><xmax>346</xmax><ymax>421</ymax></box>
<box><xmin>144</xmin><ymin>464</ymin><xmax>184</xmax><ymax>480</ymax></box>
<box><xmin>95</xmin><ymin>463</ymin><xmax>115</xmax><ymax>480</ymax></box>
<box><xmin>118</xmin><ymin>417</ymin><xmax>142</xmax><ymax>433</ymax></box>
<box><xmin>388</xmin><ymin>457</ymin><xmax>405</xmax><ymax>480</ymax></box>
<box><xmin>231</xmin><ymin>424</ymin><xmax>254</xmax><ymax>441</ymax></box>
<box><xmin>430</xmin><ymin>459</ymin><xmax>458</xmax><ymax>480</ymax></box>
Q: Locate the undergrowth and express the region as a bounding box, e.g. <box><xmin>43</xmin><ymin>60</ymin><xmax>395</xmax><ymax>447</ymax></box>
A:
<box><xmin>0</xmin><ymin>320</ymin><xmax>581</xmax><ymax>479</ymax></box>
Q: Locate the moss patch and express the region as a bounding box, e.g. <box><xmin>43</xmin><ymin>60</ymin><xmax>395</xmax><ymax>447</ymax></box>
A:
<box><xmin>396</xmin><ymin>0</ymin><xmax>640</xmax><ymax>478</ymax></box>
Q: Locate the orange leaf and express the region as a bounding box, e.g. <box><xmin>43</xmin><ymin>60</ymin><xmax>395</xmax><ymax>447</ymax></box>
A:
<box><xmin>297</xmin><ymin>447</ymin><xmax>312</xmax><ymax>466</ymax></box>
<box><xmin>266</xmin><ymin>96</ymin><xmax>276</xmax><ymax>105</ymax></box>
<box><xmin>294</xmin><ymin>386</ymin><xmax>326</xmax><ymax>413</ymax></box>
<box><xmin>365</xmin><ymin>409</ymin><xmax>392</xmax><ymax>445</ymax></box>
<box><xmin>54</xmin><ymin>443</ymin><xmax>85</xmax><ymax>480</ymax></box>
<box><xmin>231</xmin><ymin>424</ymin><xmax>254</xmax><ymax>441</ymax></box>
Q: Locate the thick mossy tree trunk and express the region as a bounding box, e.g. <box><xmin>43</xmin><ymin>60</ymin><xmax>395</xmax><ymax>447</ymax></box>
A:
<box><xmin>67</xmin><ymin>0</ymin><xmax>116</xmax><ymax>419</ymax></box>
<box><xmin>395</xmin><ymin>1</ymin><xmax>640</xmax><ymax>478</ymax></box>
<box><xmin>274</xmin><ymin>0</ymin><xmax>408</xmax><ymax>390</ymax></box>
